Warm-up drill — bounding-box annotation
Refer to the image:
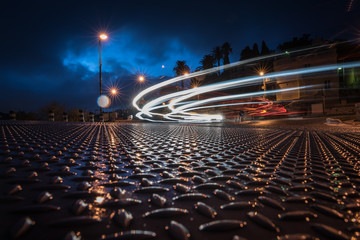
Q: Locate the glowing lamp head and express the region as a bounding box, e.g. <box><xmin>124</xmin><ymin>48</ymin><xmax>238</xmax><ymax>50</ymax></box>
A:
<box><xmin>259</xmin><ymin>71</ymin><xmax>264</xmax><ymax>76</ymax></box>
<box><xmin>111</xmin><ymin>89</ymin><xmax>117</xmax><ymax>95</ymax></box>
<box><xmin>183</xmin><ymin>72</ymin><xmax>189</xmax><ymax>76</ymax></box>
<box><xmin>138</xmin><ymin>76</ymin><xmax>145</xmax><ymax>82</ymax></box>
<box><xmin>99</xmin><ymin>34</ymin><xmax>108</xmax><ymax>40</ymax></box>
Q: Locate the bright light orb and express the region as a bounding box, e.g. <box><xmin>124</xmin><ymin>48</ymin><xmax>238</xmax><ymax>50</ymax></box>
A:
<box><xmin>259</xmin><ymin>71</ymin><xmax>264</xmax><ymax>76</ymax></box>
<box><xmin>99</xmin><ymin>34</ymin><xmax>108</xmax><ymax>40</ymax></box>
<box><xmin>111</xmin><ymin>89</ymin><xmax>117</xmax><ymax>95</ymax></box>
<box><xmin>97</xmin><ymin>95</ymin><xmax>111</xmax><ymax>108</ymax></box>
<box><xmin>138</xmin><ymin>76</ymin><xmax>145</xmax><ymax>82</ymax></box>
<box><xmin>161</xmin><ymin>65</ymin><xmax>165</xmax><ymax>68</ymax></box>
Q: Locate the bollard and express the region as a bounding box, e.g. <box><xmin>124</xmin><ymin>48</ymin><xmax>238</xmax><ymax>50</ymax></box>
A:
<box><xmin>49</xmin><ymin>110</ymin><xmax>54</xmax><ymax>122</ymax></box>
<box><xmin>89</xmin><ymin>112</ymin><xmax>94</xmax><ymax>122</ymax></box>
<box><xmin>99</xmin><ymin>113</ymin><xmax>104</xmax><ymax>122</ymax></box>
<box><xmin>63</xmin><ymin>112</ymin><xmax>68</xmax><ymax>122</ymax></box>
<box><xmin>79</xmin><ymin>109</ymin><xmax>85</xmax><ymax>122</ymax></box>
<box><xmin>9</xmin><ymin>111</ymin><xmax>16</xmax><ymax>120</ymax></box>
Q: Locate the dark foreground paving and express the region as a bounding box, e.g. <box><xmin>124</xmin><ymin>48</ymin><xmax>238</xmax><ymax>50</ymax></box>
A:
<box><xmin>0</xmin><ymin>121</ymin><xmax>360</xmax><ymax>240</ymax></box>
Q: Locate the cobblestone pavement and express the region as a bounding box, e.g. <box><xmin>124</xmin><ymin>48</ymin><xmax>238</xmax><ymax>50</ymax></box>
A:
<box><xmin>1</xmin><ymin>121</ymin><xmax>360</xmax><ymax>240</ymax></box>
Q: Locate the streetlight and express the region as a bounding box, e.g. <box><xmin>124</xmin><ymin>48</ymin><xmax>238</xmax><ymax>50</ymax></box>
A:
<box><xmin>180</xmin><ymin>72</ymin><xmax>189</xmax><ymax>89</ymax></box>
<box><xmin>138</xmin><ymin>75</ymin><xmax>145</xmax><ymax>82</ymax></box>
<box><xmin>99</xmin><ymin>33</ymin><xmax>108</xmax><ymax>113</ymax></box>
<box><xmin>259</xmin><ymin>71</ymin><xmax>266</xmax><ymax>99</ymax></box>
<box><xmin>132</xmin><ymin>75</ymin><xmax>146</xmax><ymax>104</ymax></box>
<box><xmin>193</xmin><ymin>85</ymin><xmax>200</xmax><ymax>101</ymax></box>
<box><xmin>109</xmin><ymin>88</ymin><xmax>118</xmax><ymax>121</ymax></box>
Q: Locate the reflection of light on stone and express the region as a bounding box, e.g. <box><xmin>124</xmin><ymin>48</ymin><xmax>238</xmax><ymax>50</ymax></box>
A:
<box><xmin>97</xmin><ymin>95</ymin><xmax>111</xmax><ymax>108</ymax></box>
<box><xmin>95</xmin><ymin>196</ymin><xmax>105</xmax><ymax>204</ymax></box>
<box><xmin>88</xmin><ymin>187</ymin><xmax>108</xmax><ymax>220</ymax></box>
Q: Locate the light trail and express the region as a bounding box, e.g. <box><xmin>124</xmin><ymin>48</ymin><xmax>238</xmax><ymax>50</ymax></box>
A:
<box><xmin>163</xmin><ymin>85</ymin><xmax>315</xmax><ymax>122</ymax></box>
<box><xmin>132</xmin><ymin>41</ymin><xmax>360</xmax><ymax>122</ymax></box>
<box><xmin>132</xmin><ymin>40</ymin><xmax>355</xmax><ymax>112</ymax></box>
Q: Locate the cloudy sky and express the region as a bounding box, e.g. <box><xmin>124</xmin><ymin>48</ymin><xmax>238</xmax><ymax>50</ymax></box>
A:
<box><xmin>1</xmin><ymin>0</ymin><xmax>359</xmax><ymax>112</ymax></box>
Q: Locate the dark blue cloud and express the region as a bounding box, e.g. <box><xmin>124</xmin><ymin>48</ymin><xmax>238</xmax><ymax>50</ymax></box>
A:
<box><xmin>0</xmin><ymin>0</ymin><xmax>359</xmax><ymax>112</ymax></box>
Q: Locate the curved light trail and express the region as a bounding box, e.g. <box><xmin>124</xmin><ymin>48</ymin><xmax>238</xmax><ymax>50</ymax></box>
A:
<box><xmin>132</xmin><ymin>42</ymin><xmax>360</xmax><ymax>123</ymax></box>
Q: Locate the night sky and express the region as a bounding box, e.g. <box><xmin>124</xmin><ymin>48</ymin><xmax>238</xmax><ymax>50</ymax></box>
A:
<box><xmin>1</xmin><ymin>0</ymin><xmax>359</xmax><ymax>113</ymax></box>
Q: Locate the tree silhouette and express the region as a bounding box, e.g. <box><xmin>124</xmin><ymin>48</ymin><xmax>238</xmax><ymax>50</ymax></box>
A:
<box><xmin>173</xmin><ymin>60</ymin><xmax>190</xmax><ymax>90</ymax></box>
<box><xmin>221</xmin><ymin>42</ymin><xmax>232</xmax><ymax>65</ymax></box>
<box><xmin>196</xmin><ymin>54</ymin><xmax>217</xmax><ymax>85</ymax></box>
<box><xmin>199</xmin><ymin>54</ymin><xmax>216</xmax><ymax>70</ymax></box>
<box><xmin>278</xmin><ymin>33</ymin><xmax>312</xmax><ymax>51</ymax></box>
<box><xmin>260</xmin><ymin>41</ymin><xmax>271</xmax><ymax>55</ymax></box>
<box><xmin>212</xmin><ymin>46</ymin><xmax>223</xmax><ymax>67</ymax></box>
<box><xmin>240</xmin><ymin>46</ymin><xmax>253</xmax><ymax>60</ymax></box>
<box><xmin>252</xmin><ymin>43</ymin><xmax>260</xmax><ymax>57</ymax></box>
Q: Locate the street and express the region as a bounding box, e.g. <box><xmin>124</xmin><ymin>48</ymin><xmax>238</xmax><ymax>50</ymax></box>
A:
<box><xmin>0</xmin><ymin>121</ymin><xmax>360</xmax><ymax>239</ymax></box>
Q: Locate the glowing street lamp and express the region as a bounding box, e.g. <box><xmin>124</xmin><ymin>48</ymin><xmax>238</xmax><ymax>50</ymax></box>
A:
<box><xmin>259</xmin><ymin>71</ymin><xmax>267</xmax><ymax>98</ymax></box>
<box><xmin>193</xmin><ymin>85</ymin><xmax>200</xmax><ymax>100</ymax></box>
<box><xmin>99</xmin><ymin>33</ymin><xmax>108</xmax><ymax>113</ymax></box>
<box><xmin>99</xmin><ymin>34</ymin><xmax>108</xmax><ymax>40</ymax></box>
<box><xmin>138</xmin><ymin>75</ymin><xmax>145</xmax><ymax>82</ymax></box>
<box><xmin>109</xmin><ymin>87</ymin><xmax>119</xmax><ymax>122</ymax></box>
<box><xmin>133</xmin><ymin>75</ymin><xmax>146</xmax><ymax>101</ymax></box>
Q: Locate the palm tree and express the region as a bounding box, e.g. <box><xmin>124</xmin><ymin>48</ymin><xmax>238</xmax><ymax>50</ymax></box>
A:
<box><xmin>221</xmin><ymin>42</ymin><xmax>232</xmax><ymax>65</ymax></box>
<box><xmin>173</xmin><ymin>60</ymin><xmax>190</xmax><ymax>90</ymax></box>
<box><xmin>212</xmin><ymin>46</ymin><xmax>223</xmax><ymax>78</ymax></box>
<box><xmin>199</xmin><ymin>54</ymin><xmax>216</xmax><ymax>70</ymax></box>
<box><xmin>196</xmin><ymin>54</ymin><xmax>217</xmax><ymax>85</ymax></box>
<box><xmin>212</xmin><ymin>46</ymin><xmax>222</xmax><ymax>67</ymax></box>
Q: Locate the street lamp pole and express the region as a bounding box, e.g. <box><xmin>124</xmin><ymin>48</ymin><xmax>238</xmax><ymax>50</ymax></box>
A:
<box><xmin>110</xmin><ymin>88</ymin><xmax>118</xmax><ymax>122</ymax></box>
<box><xmin>259</xmin><ymin>71</ymin><xmax>266</xmax><ymax>99</ymax></box>
<box><xmin>133</xmin><ymin>75</ymin><xmax>145</xmax><ymax>102</ymax></box>
<box><xmin>99</xmin><ymin>38</ymin><xmax>102</xmax><ymax>113</ymax></box>
<box><xmin>99</xmin><ymin>34</ymin><xmax>108</xmax><ymax>114</ymax></box>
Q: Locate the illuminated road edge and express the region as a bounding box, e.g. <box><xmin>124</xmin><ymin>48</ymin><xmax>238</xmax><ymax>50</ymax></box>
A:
<box><xmin>133</xmin><ymin>46</ymin><xmax>360</xmax><ymax>123</ymax></box>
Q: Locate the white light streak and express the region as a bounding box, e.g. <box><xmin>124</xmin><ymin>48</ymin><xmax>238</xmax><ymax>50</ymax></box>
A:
<box><xmin>132</xmin><ymin>44</ymin><xmax>360</xmax><ymax>123</ymax></box>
